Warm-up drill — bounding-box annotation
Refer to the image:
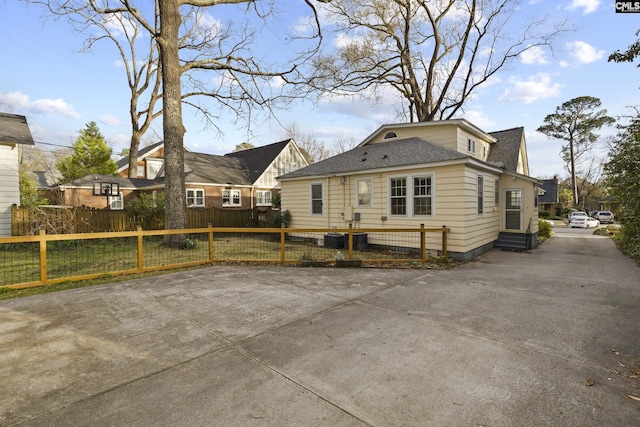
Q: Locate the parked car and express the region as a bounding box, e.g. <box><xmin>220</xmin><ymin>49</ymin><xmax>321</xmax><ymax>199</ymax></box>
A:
<box><xmin>568</xmin><ymin>211</ymin><xmax>588</xmax><ymax>220</ymax></box>
<box><xmin>594</xmin><ymin>211</ymin><xmax>614</xmax><ymax>224</ymax></box>
<box><xmin>570</xmin><ymin>215</ymin><xmax>600</xmax><ymax>228</ymax></box>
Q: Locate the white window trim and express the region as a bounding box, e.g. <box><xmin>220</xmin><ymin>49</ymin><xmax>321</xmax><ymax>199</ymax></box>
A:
<box><xmin>222</xmin><ymin>189</ymin><xmax>241</xmax><ymax>207</ymax></box>
<box><xmin>468</xmin><ymin>138</ymin><xmax>476</xmax><ymax>154</ymax></box>
<box><xmin>187</xmin><ymin>188</ymin><xmax>205</xmax><ymax>207</ymax></box>
<box><xmin>109</xmin><ymin>192</ymin><xmax>124</xmax><ymax>210</ymax></box>
<box><xmin>310</xmin><ymin>182</ymin><xmax>324</xmax><ymax>215</ymax></box>
<box><xmin>356</xmin><ymin>177</ymin><xmax>373</xmax><ymax>208</ymax></box>
<box><xmin>494</xmin><ymin>178</ymin><xmax>500</xmax><ymax>207</ymax></box>
<box><xmin>504</xmin><ymin>188</ymin><xmax>524</xmax><ymax>231</ymax></box>
<box><xmin>256</xmin><ymin>190</ymin><xmax>272</xmax><ymax>207</ymax></box>
<box><xmin>388</xmin><ymin>173</ymin><xmax>435</xmax><ymax>218</ymax></box>
<box><xmin>477</xmin><ymin>174</ymin><xmax>484</xmax><ymax>216</ymax></box>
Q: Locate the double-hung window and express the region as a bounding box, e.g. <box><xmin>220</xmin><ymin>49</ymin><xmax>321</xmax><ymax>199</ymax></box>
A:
<box><xmin>186</xmin><ymin>188</ymin><xmax>205</xmax><ymax>207</ymax></box>
<box><xmin>222</xmin><ymin>189</ymin><xmax>241</xmax><ymax>207</ymax></box>
<box><xmin>390</xmin><ymin>175</ymin><xmax>435</xmax><ymax>217</ymax></box>
<box><xmin>311</xmin><ymin>183</ymin><xmax>323</xmax><ymax>214</ymax></box>
<box><xmin>413</xmin><ymin>176</ymin><xmax>432</xmax><ymax>216</ymax></box>
<box><xmin>256</xmin><ymin>190</ymin><xmax>272</xmax><ymax>206</ymax></box>
<box><xmin>390</xmin><ymin>178</ymin><xmax>407</xmax><ymax>215</ymax></box>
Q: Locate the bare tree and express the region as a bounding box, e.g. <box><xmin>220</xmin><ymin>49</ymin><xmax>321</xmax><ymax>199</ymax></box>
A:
<box><xmin>284</xmin><ymin>122</ymin><xmax>333</xmax><ymax>163</ymax></box>
<box><xmin>333</xmin><ymin>135</ymin><xmax>359</xmax><ymax>153</ymax></box>
<box><xmin>29</xmin><ymin>0</ymin><xmax>329</xmax><ymax>244</ymax></box>
<box><xmin>310</xmin><ymin>0</ymin><xmax>569</xmax><ymax>122</ymax></box>
<box><xmin>28</xmin><ymin>0</ymin><xmax>163</xmax><ymax>178</ymax></box>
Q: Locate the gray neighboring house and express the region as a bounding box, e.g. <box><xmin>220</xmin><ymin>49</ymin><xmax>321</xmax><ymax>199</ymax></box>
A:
<box><xmin>538</xmin><ymin>177</ymin><xmax>559</xmax><ymax>214</ymax></box>
<box><xmin>0</xmin><ymin>112</ymin><xmax>35</xmax><ymax>236</ymax></box>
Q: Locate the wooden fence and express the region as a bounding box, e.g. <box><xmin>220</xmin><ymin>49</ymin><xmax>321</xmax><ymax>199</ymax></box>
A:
<box><xmin>11</xmin><ymin>204</ymin><xmax>271</xmax><ymax>236</ymax></box>
<box><xmin>0</xmin><ymin>225</ymin><xmax>450</xmax><ymax>289</ymax></box>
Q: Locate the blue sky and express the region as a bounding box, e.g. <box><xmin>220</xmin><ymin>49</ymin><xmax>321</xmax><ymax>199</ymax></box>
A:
<box><xmin>0</xmin><ymin>0</ymin><xmax>638</xmax><ymax>179</ymax></box>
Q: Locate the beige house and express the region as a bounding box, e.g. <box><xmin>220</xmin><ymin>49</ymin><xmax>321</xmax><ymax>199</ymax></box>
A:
<box><xmin>278</xmin><ymin>120</ymin><xmax>539</xmax><ymax>260</ymax></box>
<box><xmin>0</xmin><ymin>113</ymin><xmax>35</xmax><ymax>236</ymax></box>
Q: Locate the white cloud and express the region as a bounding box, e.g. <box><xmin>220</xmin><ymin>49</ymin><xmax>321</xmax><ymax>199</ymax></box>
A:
<box><xmin>566</xmin><ymin>41</ymin><xmax>605</xmax><ymax>64</ymax></box>
<box><xmin>520</xmin><ymin>46</ymin><xmax>549</xmax><ymax>65</ymax></box>
<box><xmin>99</xmin><ymin>114</ymin><xmax>121</xmax><ymax>126</ymax></box>
<box><xmin>456</xmin><ymin>109</ymin><xmax>497</xmax><ymax>129</ymax></box>
<box><xmin>0</xmin><ymin>92</ymin><xmax>81</xmax><ymax>119</ymax></box>
<box><xmin>498</xmin><ymin>73</ymin><xmax>563</xmax><ymax>104</ymax></box>
<box><xmin>566</xmin><ymin>0</ymin><xmax>600</xmax><ymax>14</ymax></box>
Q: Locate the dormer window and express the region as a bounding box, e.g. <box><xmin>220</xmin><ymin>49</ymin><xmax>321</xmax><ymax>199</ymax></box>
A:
<box><xmin>384</xmin><ymin>131</ymin><xmax>398</xmax><ymax>139</ymax></box>
<box><xmin>468</xmin><ymin>138</ymin><xmax>476</xmax><ymax>153</ymax></box>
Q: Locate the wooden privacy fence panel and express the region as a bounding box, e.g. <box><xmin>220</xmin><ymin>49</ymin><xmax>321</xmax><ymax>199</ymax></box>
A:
<box><xmin>11</xmin><ymin>205</ymin><xmax>270</xmax><ymax>236</ymax></box>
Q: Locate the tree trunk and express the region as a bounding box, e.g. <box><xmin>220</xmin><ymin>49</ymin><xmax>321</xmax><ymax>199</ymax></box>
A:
<box><xmin>127</xmin><ymin>132</ymin><xmax>141</xmax><ymax>178</ymax></box>
<box><xmin>158</xmin><ymin>0</ymin><xmax>187</xmax><ymax>246</ymax></box>
<box><xmin>569</xmin><ymin>138</ymin><xmax>578</xmax><ymax>206</ymax></box>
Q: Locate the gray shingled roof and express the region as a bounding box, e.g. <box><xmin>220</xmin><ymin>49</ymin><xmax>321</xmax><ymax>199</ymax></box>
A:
<box><xmin>487</xmin><ymin>127</ymin><xmax>524</xmax><ymax>173</ymax></box>
<box><xmin>279</xmin><ymin>137</ymin><xmax>469</xmax><ymax>179</ymax></box>
<box><xmin>184</xmin><ymin>151</ymin><xmax>252</xmax><ymax>185</ymax></box>
<box><xmin>225</xmin><ymin>139</ymin><xmax>292</xmax><ymax>182</ymax></box>
<box><xmin>539</xmin><ymin>178</ymin><xmax>558</xmax><ymax>203</ymax></box>
<box><xmin>0</xmin><ymin>112</ymin><xmax>34</xmax><ymax>145</ymax></box>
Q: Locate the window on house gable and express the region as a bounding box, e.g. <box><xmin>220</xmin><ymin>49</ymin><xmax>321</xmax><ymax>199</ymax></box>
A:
<box><xmin>477</xmin><ymin>175</ymin><xmax>484</xmax><ymax>215</ymax></box>
<box><xmin>222</xmin><ymin>189</ymin><xmax>241</xmax><ymax>207</ymax></box>
<box><xmin>136</xmin><ymin>165</ymin><xmax>145</xmax><ymax>178</ymax></box>
<box><xmin>413</xmin><ymin>176</ymin><xmax>432</xmax><ymax>216</ymax></box>
<box><xmin>256</xmin><ymin>190</ymin><xmax>272</xmax><ymax>206</ymax></box>
<box><xmin>356</xmin><ymin>178</ymin><xmax>372</xmax><ymax>207</ymax></box>
<box><xmin>468</xmin><ymin>138</ymin><xmax>476</xmax><ymax>153</ymax></box>
<box><xmin>186</xmin><ymin>188</ymin><xmax>205</xmax><ymax>207</ymax></box>
<box><xmin>384</xmin><ymin>131</ymin><xmax>398</xmax><ymax>139</ymax></box>
<box><xmin>390</xmin><ymin>178</ymin><xmax>407</xmax><ymax>215</ymax></box>
<box><xmin>311</xmin><ymin>183</ymin><xmax>323</xmax><ymax>214</ymax></box>
<box><xmin>109</xmin><ymin>192</ymin><xmax>124</xmax><ymax>210</ymax></box>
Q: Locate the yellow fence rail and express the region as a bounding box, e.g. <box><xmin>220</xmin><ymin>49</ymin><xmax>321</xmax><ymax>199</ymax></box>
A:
<box><xmin>0</xmin><ymin>225</ymin><xmax>449</xmax><ymax>290</ymax></box>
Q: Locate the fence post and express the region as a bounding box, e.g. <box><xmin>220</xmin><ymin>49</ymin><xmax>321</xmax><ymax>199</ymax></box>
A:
<box><xmin>39</xmin><ymin>229</ymin><xmax>47</xmax><ymax>285</ymax></box>
<box><xmin>442</xmin><ymin>225</ymin><xmax>448</xmax><ymax>257</ymax></box>
<box><xmin>137</xmin><ymin>226</ymin><xmax>144</xmax><ymax>272</ymax></box>
<box><xmin>420</xmin><ymin>224</ymin><xmax>426</xmax><ymax>261</ymax></box>
<box><xmin>280</xmin><ymin>224</ymin><xmax>285</xmax><ymax>263</ymax></box>
<box><xmin>347</xmin><ymin>223</ymin><xmax>353</xmax><ymax>260</ymax></box>
<box><xmin>208</xmin><ymin>223</ymin><xmax>214</xmax><ymax>262</ymax></box>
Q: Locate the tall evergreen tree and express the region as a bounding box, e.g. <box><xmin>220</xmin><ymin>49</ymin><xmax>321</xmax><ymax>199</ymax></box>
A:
<box><xmin>57</xmin><ymin>121</ymin><xmax>118</xmax><ymax>182</ymax></box>
<box><xmin>537</xmin><ymin>96</ymin><xmax>615</xmax><ymax>206</ymax></box>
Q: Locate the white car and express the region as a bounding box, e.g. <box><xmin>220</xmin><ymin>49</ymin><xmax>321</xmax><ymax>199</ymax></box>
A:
<box><xmin>570</xmin><ymin>215</ymin><xmax>600</xmax><ymax>228</ymax></box>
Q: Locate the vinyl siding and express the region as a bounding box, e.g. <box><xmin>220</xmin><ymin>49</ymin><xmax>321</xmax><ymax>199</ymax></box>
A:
<box><xmin>282</xmin><ymin>164</ymin><xmax>506</xmax><ymax>255</ymax></box>
<box><xmin>0</xmin><ymin>145</ymin><xmax>20</xmax><ymax>236</ymax></box>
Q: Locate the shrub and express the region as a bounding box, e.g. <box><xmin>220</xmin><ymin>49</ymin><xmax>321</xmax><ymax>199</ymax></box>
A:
<box><xmin>538</xmin><ymin>218</ymin><xmax>552</xmax><ymax>239</ymax></box>
<box><xmin>539</xmin><ymin>210</ymin><xmax>550</xmax><ymax>218</ymax></box>
<box><xmin>126</xmin><ymin>191</ymin><xmax>165</xmax><ymax>230</ymax></box>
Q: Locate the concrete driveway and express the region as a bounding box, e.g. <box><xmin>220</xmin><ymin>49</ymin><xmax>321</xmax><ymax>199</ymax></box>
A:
<box><xmin>1</xmin><ymin>227</ymin><xmax>639</xmax><ymax>426</ymax></box>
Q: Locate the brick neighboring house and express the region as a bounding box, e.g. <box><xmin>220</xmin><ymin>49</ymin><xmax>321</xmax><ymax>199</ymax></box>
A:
<box><xmin>538</xmin><ymin>176</ymin><xmax>559</xmax><ymax>215</ymax></box>
<box><xmin>57</xmin><ymin>139</ymin><xmax>309</xmax><ymax>210</ymax></box>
